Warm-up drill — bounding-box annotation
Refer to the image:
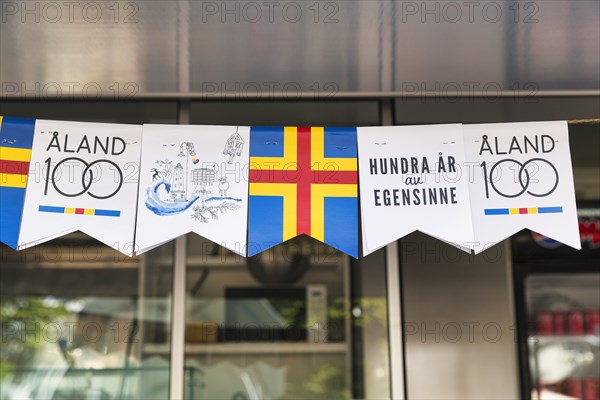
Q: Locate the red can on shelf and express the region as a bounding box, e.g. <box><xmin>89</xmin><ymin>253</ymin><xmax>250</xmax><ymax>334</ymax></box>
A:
<box><xmin>567</xmin><ymin>310</ymin><xmax>585</xmax><ymax>335</ymax></box>
<box><xmin>582</xmin><ymin>378</ymin><xmax>599</xmax><ymax>400</ymax></box>
<box><xmin>552</xmin><ymin>312</ymin><xmax>566</xmax><ymax>335</ymax></box>
<box><xmin>584</xmin><ymin>310</ymin><xmax>600</xmax><ymax>335</ymax></box>
<box><xmin>536</xmin><ymin>311</ymin><xmax>553</xmax><ymax>335</ymax></box>
<box><xmin>564</xmin><ymin>379</ymin><xmax>583</xmax><ymax>398</ymax></box>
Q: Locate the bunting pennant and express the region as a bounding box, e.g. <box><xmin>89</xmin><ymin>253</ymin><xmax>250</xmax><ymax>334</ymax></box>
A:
<box><xmin>0</xmin><ymin>116</ymin><xmax>36</xmax><ymax>249</ymax></box>
<box><xmin>0</xmin><ymin>116</ymin><xmax>583</xmax><ymax>257</ymax></box>
<box><xmin>18</xmin><ymin>120</ymin><xmax>142</xmax><ymax>256</ymax></box>
<box><xmin>463</xmin><ymin>121</ymin><xmax>580</xmax><ymax>253</ymax></box>
<box><xmin>248</xmin><ymin>126</ymin><xmax>359</xmax><ymax>258</ymax></box>
<box><xmin>135</xmin><ymin>125</ymin><xmax>250</xmax><ymax>256</ymax></box>
<box><xmin>358</xmin><ymin>124</ymin><xmax>475</xmax><ymax>255</ymax></box>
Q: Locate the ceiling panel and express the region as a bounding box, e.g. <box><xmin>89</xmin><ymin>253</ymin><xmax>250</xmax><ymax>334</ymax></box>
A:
<box><xmin>0</xmin><ymin>1</ymin><xmax>179</xmax><ymax>94</ymax></box>
<box><xmin>1</xmin><ymin>0</ymin><xmax>598</xmax><ymax>97</ymax></box>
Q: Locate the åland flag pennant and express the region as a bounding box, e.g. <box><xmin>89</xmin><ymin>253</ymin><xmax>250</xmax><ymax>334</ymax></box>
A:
<box><xmin>0</xmin><ymin>116</ymin><xmax>36</xmax><ymax>249</ymax></box>
<box><xmin>248</xmin><ymin>126</ymin><xmax>359</xmax><ymax>258</ymax></box>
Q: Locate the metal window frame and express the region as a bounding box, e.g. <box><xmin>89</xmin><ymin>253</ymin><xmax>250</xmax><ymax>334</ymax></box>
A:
<box><xmin>380</xmin><ymin>100</ymin><xmax>407</xmax><ymax>400</ymax></box>
<box><xmin>169</xmin><ymin>101</ymin><xmax>191</xmax><ymax>399</ymax></box>
<box><xmin>170</xmin><ymin>236</ymin><xmax>188</xmax><ymax>400</ymax></box>
<box><xmin>2</xmin><ymin>89</ymin><xmax>597</xmax><ymax>101</ymax></box>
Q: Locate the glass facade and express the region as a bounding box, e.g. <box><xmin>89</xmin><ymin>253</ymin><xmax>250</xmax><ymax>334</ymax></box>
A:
<box><xmin>525</xmin><ymin>274</ymin><xmax>600</xmax><ymax>399</ymax></box>
<box><xmin>0</xmin><ymin>235</ymin><xmax>391</xmax><ymax>400</ymax></box>
<box><xmin>182</xmin><ymin>235</ymin><xmax>390</xmax><ymax>400</ymax></box>
<box><xmin>0</xmin><ymin>235</ymin><xmax>174</xmax><ymax>399</ymax></box>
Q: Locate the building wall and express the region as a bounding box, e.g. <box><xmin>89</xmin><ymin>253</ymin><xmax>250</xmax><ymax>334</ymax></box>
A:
<box><xmin>401</xmin><ymin>233</ymin><xmax>519</xmax><ymax>399</ymax></box>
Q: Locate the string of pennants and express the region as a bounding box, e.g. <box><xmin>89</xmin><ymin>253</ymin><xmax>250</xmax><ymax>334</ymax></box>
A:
<box><xmin>0</xmin><ymin>116</ymin><xmax>580</xmax><ymax>258</ymax></box>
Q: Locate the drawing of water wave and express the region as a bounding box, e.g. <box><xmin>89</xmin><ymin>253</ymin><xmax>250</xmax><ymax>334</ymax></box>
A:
<box><xmin>205</xmin><ymin>196</ymin><xmax>243</xmax><ymax>202</ymax></box>
<box><xmin>145</xmin><ymin>180</ymin><xmax>199</xmax><ymax>216</ymax></box>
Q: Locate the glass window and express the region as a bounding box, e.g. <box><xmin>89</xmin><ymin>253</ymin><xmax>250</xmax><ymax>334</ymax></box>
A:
<box><xmin>524</xmin><ymin>273</ymin><xmax>600</xmax><ymax>400</ymax></box>
<box><xmin>183</xmin><ymin>235</ymin><xmax>391</xmax><ymax>399</ymax></box>
<box><xmin>0</xmin><ymin>236</ymin><xmax>175</xmax><ymax>399</ymax></box>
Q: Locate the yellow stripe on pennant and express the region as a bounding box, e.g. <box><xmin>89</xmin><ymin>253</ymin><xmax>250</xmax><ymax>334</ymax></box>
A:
<box><xmin>0</xmin><ymin>147</ymin><xmax>32</xmax><ymax>162</ymax></box>
<box><xmin>310</xmin><ymin>183</ymin><xmax>358</xmax><ymax>242</ymax></box>
<box><xmin>65</xmin><ymin>208</ymin><xmax>75</xmax><ymax>214</ymax></box>
<box><xmin>509</xmin><ymin>208</ymin><xmax>519</xmax><ymax>215</ymax></box>
<box><xmin>528</xmin><ymin>208</ymin><xmax>538</xmax><ymax>214</ymax></box>
<box><xmin>0</xmin><ymin>173</ymin><xmax>28</xmax><ymax>188</ymax></box>
<box><xmin>250</xmin><ymin>182</ymin><xmax>297</xmax><ymax>241</ymax></box>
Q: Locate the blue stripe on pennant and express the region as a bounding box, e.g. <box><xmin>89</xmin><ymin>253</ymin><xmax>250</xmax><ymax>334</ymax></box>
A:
<box><xmin>248</xmin><ymin>195</ymin><xmax>283</xmax><ymax>257</ymax></box>
<box><xmin>485</xmin><ymin>208</ymin><xmax>509</xmax><ymax>215</ymax></box>
<box><xmin>0</xmin><ymin>187</ymin><xmax>26</xmax><ymax>248</ymax></box>
<box><xmin>250</xmin><ymin>126</ymin><xmax>284</xmax><ymax>158</ymax></box>
<box><xmin>324</xmin><ymin>127</ymin><xmax>357</xmax><ymax>158</ymax></box>
<box><xmin>94</xmin><ymin>209</ymin><xmax>121</xmax><ymax>217</ymax></box>
<box><xmin>324</xmin><ymin>196</ymin><xmax>358</xmax><ymax>258</ymax></box>
<box><xmin>39</xmin><ymin>205</ymin><xmax>65</xmax><ymax>213</ymax></box>
<box><xmin>0</xmin><ymin>117</ymin><xmax>35</xmax><ymax>249</ymax></box>
<box><xmin>0</xmin><ymin>117</ymin><xmax>36</xmax><ymax>149</ymax></box>
<box><xmin>538</xmin><ymin>206</ymin><xmax>563</xmax><ymax>214</ymax></box>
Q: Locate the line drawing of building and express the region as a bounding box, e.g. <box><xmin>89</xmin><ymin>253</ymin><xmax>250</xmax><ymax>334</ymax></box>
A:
<box><xmin>170</xmin><ymin>163</ymin><xmax>186</xmax><ymax>202</ymax></box>
<box><xmin>192</xmin><ymin>166</ymin><xmax>217</xmax><ymax>199</ymax></box>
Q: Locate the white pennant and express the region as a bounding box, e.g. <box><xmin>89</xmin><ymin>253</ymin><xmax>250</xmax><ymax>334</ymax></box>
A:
<box><xmin>358</xmin><ymin>124</ymin><xmax>475</xmax><ymax>256</ymax></box>
<box><xmin>135</xmin><ymin>124</ymin><xmax>249</xmax><ymax>256</ymax></box>
<box><xmin>18</xmin><ymin>120</ymin><xmax>142</xmax><ymax>256</ymax></box>
<box><xmin>463</xmin><ymin>121</ymin><xmax>580</xmax><ymax>254</ymax></box>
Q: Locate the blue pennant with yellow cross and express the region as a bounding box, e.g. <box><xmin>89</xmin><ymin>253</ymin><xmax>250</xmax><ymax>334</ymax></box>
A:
<box><xmin>0</xmin><ymin>116</ymin><xmax>36</xmax><ymax>249</ymax></box>
<box><xmin>248</xmin><ymin>126</ymin><xmax>359</xmax><ymax>258</ymax></box>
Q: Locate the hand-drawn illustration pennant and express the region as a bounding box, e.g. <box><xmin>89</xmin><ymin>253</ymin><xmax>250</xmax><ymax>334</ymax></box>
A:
<box><xmin>135</xmin><ymin>124</ymin><xmax>250</xmax><ymax>256</ymax></box>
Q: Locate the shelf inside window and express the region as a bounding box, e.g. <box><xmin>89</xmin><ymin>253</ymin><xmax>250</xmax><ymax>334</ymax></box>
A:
<box><xmin>144</xmin><ymin>342</ymin><xmax>348</xmax><ymax>355</ymax></box>
<box><xmin>528</xmin><ymin>334</ymin><xmax>600</xmax><ymax>346</ymax></box>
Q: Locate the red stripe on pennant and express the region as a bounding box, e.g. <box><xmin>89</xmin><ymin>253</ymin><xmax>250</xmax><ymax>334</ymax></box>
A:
<box><xmin>75</xmin><ymin>208</ymin><xmax>85</xmax><ymax>215</ymax></box>
<box><xmin>250</xmin><ymin>170</ymin><xmax>357</xmax><ymax>185</ymax></box>
<box><xmin>519</xmin><ymin>208</ymin><xmax>528</xmax><ymax>214</ymax></box>
<box><xmin>0</xmin><ymin>159</ymin><xmax>29</xmax><ymax>175</ymax></box>
<box><xmin>297</xmin><ymin>127</ymin><xmax>311</xmax><ymax>236</ymax></box>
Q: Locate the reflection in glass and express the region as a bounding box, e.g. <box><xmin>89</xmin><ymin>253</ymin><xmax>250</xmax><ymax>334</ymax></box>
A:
<box><xmin>0</xmin><ymin>234</ymin><xmax>175</xmax><ymax>399</ymax></box>
<box><xmin>183</xmin><ymin>235</ymin><xmax>391</xmax><ymax>400</ymax></box>
<box><xmin>526</xmin><ymin>274</ymin><xmax>600</xmax><ymax>400</ymax></box>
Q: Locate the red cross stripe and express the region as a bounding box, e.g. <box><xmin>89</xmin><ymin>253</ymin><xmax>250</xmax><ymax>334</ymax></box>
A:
<box><xmin>0</xmin><ymin>159</ymin><xmax>30</xmax><ymax>175</ymax></box>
